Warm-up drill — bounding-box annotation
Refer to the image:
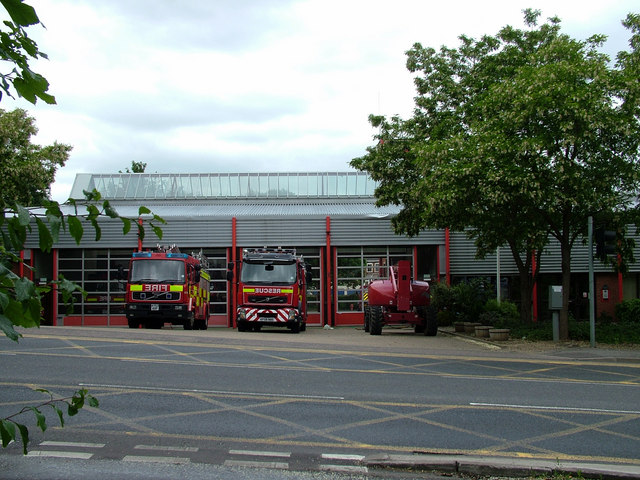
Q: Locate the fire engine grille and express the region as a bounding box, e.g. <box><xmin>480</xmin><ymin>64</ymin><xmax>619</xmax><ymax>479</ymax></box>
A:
<box><xmin>248</xmin><ymin>295</ymin><xmax>287</xmax><ymax>304</ymax></box>
<box><xmin>132</xmin><ymin>292</ymin><xmax>181</xmax><ymax>301</ymax></box>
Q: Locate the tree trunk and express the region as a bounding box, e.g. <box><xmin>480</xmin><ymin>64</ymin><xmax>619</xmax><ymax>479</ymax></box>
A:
<box><xmin>559</xmin><ymin>226</ymin><xmax>572</xmax><ymax>341</ymax></box>
<box><xmin>518</xmin><ymin>269</ymin><xmax>533</xmax><ymax>324</ymax></box>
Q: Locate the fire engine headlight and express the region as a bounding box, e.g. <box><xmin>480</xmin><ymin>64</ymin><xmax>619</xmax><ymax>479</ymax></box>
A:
<box><xmin>287</xmin><ymin>310</ymin><xmax>297</xmax><ymax>321</ymax></box>
<box><xmin>237</xmin><ymin>308</ymin><xmax>246</xmax><ymax>320</ymax></box>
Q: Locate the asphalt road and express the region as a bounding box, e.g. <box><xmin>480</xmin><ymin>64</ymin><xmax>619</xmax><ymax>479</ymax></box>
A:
<box><xmin>1</xmin><ymin>325</ymin><xmax>640</xmax><ymax>478</ymax></box>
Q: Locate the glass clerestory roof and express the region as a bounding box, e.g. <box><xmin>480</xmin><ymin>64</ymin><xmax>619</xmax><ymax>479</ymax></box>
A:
<box><xmin>69</xmin><ymin>172</ymin><xmax>379</xmax><ymax>200</ymax></box>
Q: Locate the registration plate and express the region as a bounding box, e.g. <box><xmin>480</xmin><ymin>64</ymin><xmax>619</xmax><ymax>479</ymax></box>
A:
<box><xmin>151</xmin><ymin>304</ymin><xmax>159</xmax><ymax>311</ymax></box>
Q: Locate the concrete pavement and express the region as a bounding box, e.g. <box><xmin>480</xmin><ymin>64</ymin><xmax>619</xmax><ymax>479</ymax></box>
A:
<box><xmin>17</xmin><ymin>325</ymin><xmax>640</xmax><ymax>479</ymax></box>
<box><xmin>366</xmin><ymin>327</ymin><xmax>640</xmax><ymax>479</ymax></box>
<box><xmin>365</xmin><ymin>453</ymin><xmax>640</xmax><ymax>480</ymax></box>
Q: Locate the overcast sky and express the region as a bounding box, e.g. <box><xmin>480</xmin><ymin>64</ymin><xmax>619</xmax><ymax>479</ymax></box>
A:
<box><xmin>2</xmin><ymin>0</ymin><xmax>637</xmax><ymax>201</ymax></box>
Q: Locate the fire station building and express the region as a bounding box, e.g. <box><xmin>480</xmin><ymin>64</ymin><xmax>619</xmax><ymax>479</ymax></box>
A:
<box><xmin>24</xmin><ymin>172</ymin><xmax>640</xmax><ymax>328</ymax></box>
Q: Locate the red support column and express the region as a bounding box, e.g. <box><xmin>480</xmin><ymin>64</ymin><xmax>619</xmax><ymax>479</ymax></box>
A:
<box><xmin>325</xmin><ymin>216</ymin><xmax>332</xmax><ymax>327</ymax></box>
<box><xmin>445</xmin><ymin>228</ymin><xmax>451</xmax><ymax>285</ymax></box>
<box><xmin>137</xmin><ymin>217</ymin><xmax>143</xmax><ymax>251</ymax></box>
<box><xmin>52</xmin><ymin>248</ymin><xmax>58</xmax><ymax>326</ymax></box>
<box><xmin>230</xmin><ymin>217</ymin><xmax>237</xmax><ymax>328</ymax></box>
<box><xmin>618</xmin><ymin>263</ymin><xmax>623</xmax><ymax>303</ymax></box>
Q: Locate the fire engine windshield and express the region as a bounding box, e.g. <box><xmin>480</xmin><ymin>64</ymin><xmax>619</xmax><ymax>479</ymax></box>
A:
<box><xmin>241</xmin><ymin>261</ymin><xmax>296</xmax><ymax>285</ymax></box>
<box><xmin>129</xmin><ymin>260</ymin><xmax>186</xmax><ymax>284</ymax></box>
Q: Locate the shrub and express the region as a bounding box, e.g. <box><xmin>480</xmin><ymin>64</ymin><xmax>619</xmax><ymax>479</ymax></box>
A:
<box><xmin>478</xmin><ymin>299</ymin><xmax>519</xmax><ymax>328</ymax></box>
<box><xmin>435</xmin><ymin>309</ymin><xmax>456</xmax><ymax>326</ymax></box>
<box><xmin>430</xmin><ymin>278</ymin><xmax>492</xmax><ymax>323</ymax></box>
<box><xmin>430</xmin><ymin>281</ymin><xmax>455</xmax><ymax>314</ymax></box>
<box><xmin>615</xmin><ymin>299</ymin><xmax>640</xmax><ymax>324</ymax></box>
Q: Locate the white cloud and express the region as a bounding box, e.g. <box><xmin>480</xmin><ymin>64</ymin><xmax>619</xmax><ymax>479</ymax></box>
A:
<box><xmin>2</xmin><ymin>0</ymin><xmax>637</xmax><ymax>201</ymax></box>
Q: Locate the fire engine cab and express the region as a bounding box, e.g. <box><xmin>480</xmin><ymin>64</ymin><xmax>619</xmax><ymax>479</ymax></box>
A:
<box><xmin>125</xmin><ymin>245</ymin><xmax>210</xmax><ymax>330</ymax></box>
<box><xmin>227</xmin><ymin>248</ymin><xmax>312</xmax><ymax>333</ymax></box>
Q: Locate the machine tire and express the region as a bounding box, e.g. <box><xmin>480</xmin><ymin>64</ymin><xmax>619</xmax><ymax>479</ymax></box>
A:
<box><xmin>183</xmin><ymin>312</ymin><xmax>195</xmax><ymax>330</ymax></box>
<box><xmin>195</xmin><ymin>310</ymin><xmax>209</xmax><ymax>330</ymax></box>
<box><xmin>300</xmin><ymin>321</ymin><xmax>306</xmax><ymax>332</ymax></box>
<box><xmin>422</xmin><ymin>306</ymin><xmax>438</xmax><ymax>336</ymax></box>
<box><xmin>363</xmin><ymin>306</ymin><xmax>371</xmax><ymax>332</ymax></box>
<box><xmin>290</xmin><ymin>320</ymin><xmax>300</xmax><ymax>333</ymax></box>
<box><xmin>369</xmin><ymin>306</ymin><xmax>383</xmax><ymax>335</ymax></box>
<box><xmin>128</xmin><ymin>319</ymin><xmax>140</xmax><ymax>329</ymax></box>
<box><xmin>237</xmin><ymin>320</ymin><xmax>249</xmax><ymax>332</ymax></box>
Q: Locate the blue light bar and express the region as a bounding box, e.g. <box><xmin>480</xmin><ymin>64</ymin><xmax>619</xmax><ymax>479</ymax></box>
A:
<box><xmin>167</xmin><ymin>253</ymin><xmax>188</xmax><ymax>259</ymax></box>
<box><xmin>132</xmin><ymin>252</ymin><xmax>152</xmax><ymax>258</ymax></box>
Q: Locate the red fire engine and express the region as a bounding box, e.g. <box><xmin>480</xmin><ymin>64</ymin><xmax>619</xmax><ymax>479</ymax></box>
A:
<box><xmin>125</xmin><ymin>245</ymin><xmax>210</xmax><ymax>330</ymax></box>
<box><xmin>227</xmin><ymin>248</ymin><xmax>312</xmax><ymax>333</ymax></box>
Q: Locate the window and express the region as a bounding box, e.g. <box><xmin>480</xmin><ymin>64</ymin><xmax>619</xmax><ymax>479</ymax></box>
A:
<box><xmin>336</xmin><ymin>246</ymin><xmax>413</xmax><ymax>312</ymax></box>
<box><xmin>57</xmin><ymin>248</ymin><xmax>132</xmax><ymax>323</ymax></box>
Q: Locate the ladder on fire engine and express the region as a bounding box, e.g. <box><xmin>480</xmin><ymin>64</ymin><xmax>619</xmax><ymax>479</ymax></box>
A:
<box><xmin>157</xmin><ymin>244</ymin><xmax>180</xmax><ymax>253</ymax></box>
<box><xmin>191</xmin><ymin>249</ymin><xmax>210</xmax><ymax>270</ymax></box>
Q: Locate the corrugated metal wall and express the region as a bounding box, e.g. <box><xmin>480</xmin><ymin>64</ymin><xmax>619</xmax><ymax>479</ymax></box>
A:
<box><xmin>330</xmin><ymin>218</ymin><xmax>445</xmax><ymax>246</ymax></box>
<box><xmin>235</xmin><ymin>218</ymin><xmax>326</xmax><ymax>246</ymax></box>
<box><xmin>24</xmin><ymin>212</ymin><xmax>640</xmax><ymax>275</ymax></box>
<box><xmin>25</xmin><ymin>217</ymin><xmax>234</xmax><ymax>249</ymax></box>
<box><xmin>449</xmin><ymin>230</ymin><xmax>640</xmax><ymax>275</ymax></box>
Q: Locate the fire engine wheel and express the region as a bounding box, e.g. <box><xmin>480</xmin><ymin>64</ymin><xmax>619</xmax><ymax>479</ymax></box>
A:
<box><xmin>290</xmin><ymin>321</ymin><xmax>300</xmax><ymax>334</ymax></box>
<box><xmin>420</xmin><ymin>306</ymin><xmax>438</xmax><ymax>336</ymax></box>
<box><xmin>127</xmin><ymin>319</ymin><xmax>141</xmax><ymax>329</ymax></box>
<box><xmin>183</xmin><ymin>313</ymin><xmax>195</xmax><ymax>330</ymax></box>
<box><xmin>363</xmin><ymin>306</ymin><xmax>371</xmax><ymax>332</ymax></box>
<box><xmin>369</xmin><ymin>306</ymin><xmax>383</xmax><ymax>335</ymax></box>
<box><xmin>194</xmin><ymin>312</ymin><xmax>208</xmax><ymax>330</ymax></box>
<box><xmin>237</xmin><ymin>321</ymin><xmax>249</xmax><ymax>332</ymax></box>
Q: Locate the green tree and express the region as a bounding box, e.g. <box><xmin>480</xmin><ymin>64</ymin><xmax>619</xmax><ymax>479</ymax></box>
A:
<box><xmin>0</xmin><ymin>1</ymin><xmax>166</xmax><ymax>452</ymax></box>
<box><xmin>120</xmin><ymin>160</ymin><xmax>147</xmax><ymax>173</ymax></box>
<box><xmin>0</xmin><ymin>0</ymin><xmax>55</xmax><ymax>104</ymax></box>
<box><xmin>352</xmin><ymin>10</ymin><xmax>640</xmax><ymax>340</ymax></box>
<box><xmin>0</xmin><ymin>108</ymin><xmax>71</xmax><ymax>208</ymax></box>
<box><xmin>1</xmin><ymin>192</ymin><xmax>165</xmax><ymax>453</ymax></box>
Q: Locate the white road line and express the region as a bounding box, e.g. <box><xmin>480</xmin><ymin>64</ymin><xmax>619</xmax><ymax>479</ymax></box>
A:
<box><xmin>123</xmin><ymin>455</ymin><xmax>191</xmax><ymax>464</ymax></box>
<box><xmin>321</xmin><ymin>453</ymin><xmax>365</xmax><ymax>461</ymax></box>
<box><xmin>27</xmin><ymin>451</ymin><xmax>93</xmax><ymax>459</ymax></box>
<box><xmin>134</xmin><ymin>445</ymin><xmax>199</xmax><ymax>452</ymax></box>
<box><xmin>470</xmin><ymin>402</ymin><xmax>640</xmax><ymax>415</ymax></box>
<box><xmin>79</xmin><ymin>383</ymin><xmax>344</xmax><ymax>400</ymax></box>
<box><xmin>224</xmin><ymin>460</ymin><xmax>289</xmax><ymax>469</ymax></box>
<box><xmin>229</xmin><ymin>449</ymin><xmax>291</xmax><ymax>458</ymax></box>
<box><xmin>319</xmin><ymin>464</ymin><xmax>368</xmax><ymax>473</ymax></box>
<box><xmin>40</xmin><ymin>441</ymin><xmax>105</xmax><ymax>448</ymax></box>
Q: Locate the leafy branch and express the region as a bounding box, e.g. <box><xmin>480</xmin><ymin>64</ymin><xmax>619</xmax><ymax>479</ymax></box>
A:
<box><xmin>0</xmin><ymin>189</ymin><xmax>165</xmax><ymax>342</ymax></box>
<box><xmin>0</xmin><ymin>0</ymin><xmax>55</xmax><ymax>104</ymax></box>
<box><xmin>0</xmin><ymin>2</ymin><xmax>161</xmax><ymax>456</ymax></box>
<box><xmin>1</xmin><ymin>191</ymin><xmax>163</xmax><ymax>453</ymax></box>
<box><xmin>0</xmin><ymin>388</ymin><xmax>99</xmax><ymax>454</ymax></box>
